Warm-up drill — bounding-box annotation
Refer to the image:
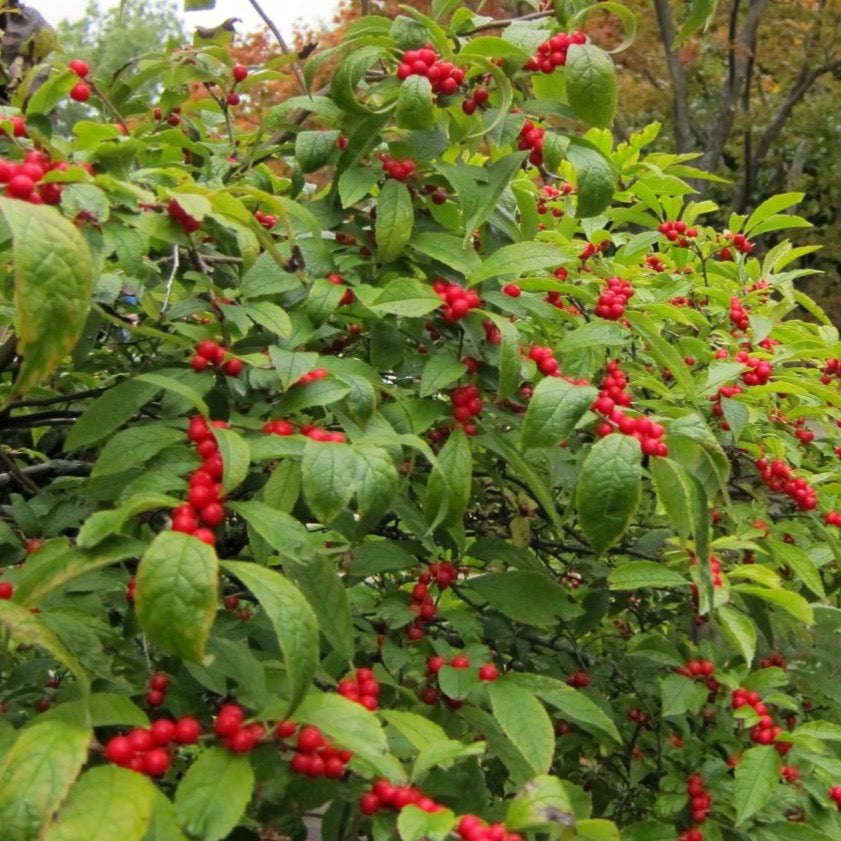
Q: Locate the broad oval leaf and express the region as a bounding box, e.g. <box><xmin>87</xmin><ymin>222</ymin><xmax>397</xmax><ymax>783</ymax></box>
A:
<box><xmin>174</xmin><ymin>747</ymin><xmax>255</xmax><ymax>841</ymax></box>
<box><xmin>487</xmin><ymin>679</ymin><xmax>555</xmax><ymax>776</ymax></box>
<box><xmin>44</xmin><ymin>765</ymin><xmax>155</xmax><ymax>841</ymax></box>
<box><xmin>135</xmin><ymin>531</ymin><xmax>219</xmax><ymax>663</ymax></box>
<box><xmin>567</xmin><ymin>142</ymin><xmax>615</xmax><ymax>218</ymax></box>
<box><xmin>565</xmin><ymin>44</ymin><xmax>617</xmax><ymax>129</ymax></box>
<box><xmin>520</xmin><ymin>378</ymin><xmax>597</xmax><ymax>449</ymax></box>
<box><xmin>575</xmin><ymin>434</ymin><xmax>641</xmax><ymax>557</ymax></box>
<box><xmin>0</xmin><ymin>720</ymin><xmax>92</xmax><ymax>841</ymax></box>
<box><xmin>376</xmin><ymin>178</ymin><xmax>414</xmax><ymax>264</ymax></box>
<box><xmin>396</xmin><ymin>74</ymin><xmax>435</xmax><ymax>129</ymax></box>
<box><xmin>2</xmin><ymin>197</ymin><xmax>96</xmax><ymax>399</ymax></box>
<box><xmin>734</xmin><ymin>745</ymin><xmax>781</xmax><ymax>825</ymax></box>
<box><xmin>222</xmin><ymin>561</ymin><xmax>319</xmax><ymax>713</ymax></box>
<box><xmin>301</xmin><ymin>439</ymin><xmax>358</xmax><ymax>524</ymax></box>
<box><xmin>608</xmin><ymin>561</ymin><xmax>687</xmax><ymax>590</ymax></box>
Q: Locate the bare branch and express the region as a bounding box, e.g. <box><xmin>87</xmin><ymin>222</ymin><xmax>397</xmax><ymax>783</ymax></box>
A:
<box><xmin>651</xmin><ymin>0</ymin><xmax>693</xmax><ymax>153</ymax></box>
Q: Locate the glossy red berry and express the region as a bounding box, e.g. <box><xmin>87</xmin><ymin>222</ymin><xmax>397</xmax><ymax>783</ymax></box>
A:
<box><xmin>70</xmin><ymin>82</ymin><xmax>91</xmax><ymax>102</ymax></box>
<box><xmin>233</xmin><ymin>64</ymin><xmax>248</xmax><ymax>82</ymax></box>
<box><xmin>69</xmin><ymin>59</ymin><xmax>90</xmax><ymax>78</ymax></box>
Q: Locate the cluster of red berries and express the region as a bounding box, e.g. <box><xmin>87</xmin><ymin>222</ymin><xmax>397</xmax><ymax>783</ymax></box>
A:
<box><xmin>172</xmin><ymin>415</ymin><xmax>229</xmax><ymax>544</ymax></box>
<box><xmin>544</xmin><ymin>292</ymin><xmax>581</xmax><ymax>314</ymax></box>
<box><xmin>820</xmin><ymin>358</ymin><xmax>841</xmax><ymax>385</ymax></box>
<box><xmin>592</xmin><ymin>362</ymin><xmax>669</xmax><ymax>456</ymax></box>
<box><xmin>68</xmin><ymin>59</ymin><xmax>92</xmax><ymax>103</ymax></box>
<box><xmin>379</xmin><ymin>154</ymin><xmax>416</xmax><ymax>181</ymax></box>
<box><xmin>709</xmin><ymin>383</ymin><xmax>743</xmax><ymax>422</ymax></box>
<box><xmin>283</xmin><ymin>722</ymin><xmax>353</xmax><ymax>778</ymax></box>
<box><xmin>732</xmin><ymin>687</ymin><xmax>792</xmax><ymax>754</ymax></box>
<box><xmin>261</xmin><ymin>416</ymin><xmax>347</xmax><ymax>443</ymax></box>
<box><xmin>594</xmin><ymin>276</ymin><xmax>634</xmax><ymax>321</ymax></box>
<box><xmin>455</xmin><ymin>814</ymin><xmax>524</xmax><ymax>841</ymax></box>
<box><xmin>153</xmin><ymin>105</ymin><xmax>182</xmax><ymax>126</ymax></box>
<box><xmin>676</xmin><ymin>658</ymin><xmax>714</xmax><ymax>679</ymax></box>
<box><xmin>396</xmin><ymin>46</ymin><xmax>465</xmax><ymax>95</ymax></box>
<box><xmin>190</xmin><ymin>339</ymin><xmax>243</xmax><ymax>376</ymax></box>
<box><xmin>528</xmin><ymin>345</ymin><xmax>561</xmax><ymax>377</ymax></box>
<box><xmin>759</xmin><ymin>652</ymin><xmax>787</xmax><ymax>669</ymax></box>
<box><xmin>167</xmin><ymin>198</ymin><xmax>201</xmax><ymax>234</ymax></box>
<box><xmin>213</xmin><ymin>704</ymin><xmax>266</xmax><ymax>753</ymax></box>
<box><xmin>223</xmin><ymin>63</ymin><xmax>248</xmax><ymax>107</ymax></box>
<box><xmin>580</xmin><ymin>240</ymin><xmax>610</xmax><ymax>261</ymax></box>
<box><xmin>359</xmin><ymin>779</ymin><xmax>444</xmax><ymax>816</ymax></box>
<box><xmin>829</xmin><ymin>786</ymin><xmax>841</xmax><ymax>811</ymax></box>
<box><xmin>727</xmin><ymin>231</ymin><xmax>754</xmax><ymax>255</ymax></box>
<box><xmin>524</xmin><ymin>31</ymin><xmax>587</xmax><ymax>73</ymax></box>
<box><xmin>462</xmin><ymin>86</ymin><xmax>490</xmax><ymax>115</ymax></box>
<box><xmin>451</xmin><ymin>384</ymin><xmax>483</xmax><ymax>434</ymax></box>
<box><xmin>646</xmin><ymin>254</ymin><xmax>667</xmax><ymax>272</ymax></box>
<box><xmin>482</xmin><ymin>319</ymin><xmax>501</xmax><ymax>344</ymax></box>
<box><xmin>104</xmin><ymin>716</ymin><xmax>202</xmax><ymax>776</ymax></box>
<box><xmin>517</xmin><ymin>120</ymin><xmax>545</xmax><ymax>167</ymax></box>
<box><xmin>729</xmin><ymin>296</ymin><xmax>750</xmax><ymax>331</ymax></box>
<box><xmin>405</xmin><ymin>560</ymin><xmax>461</xmax><ymax>641</ymax></box>
<box><xmin>336</xmin><ymin>667</ymin><xmax>380</xmax><ymax>711</ymax></box>
<box><xmin>145</xmin><ymin>672</ymin><xmax>169</xmax><ymax>708</ymax></box>
<box><xmin>0</xmin><ymin>150</ymin><xmax>77</xmax><ymax>205</ymax></box>
<box><xmin>685</xmin><ymin>772</ymin><xmax>712</xmax><ymax>830</ymax></box>
<box><xmin>537</xmin><ymin>184</ymin><xmax>574</xmax><ymax>215</ymax></box>
<box><xmin>658</xmin><ymin>220</ymin><xmax>698</xmax><ymax>245</ymax></box>
<box><xmin>755</xmin><ymin>457</ymin><xmax>817</xmax><ymax>510</ymax></box>
<box><xmin>327</xmin><ymin>272</ymin><xmax>355</xmax><ymax>306</ymax></box>
<box><xmin>734</xmin><ymin>350</ymin><xmax>772</xmax><ymax>386</ymax></box>
<box><xmin>432</xmin><ymin>279</ymin><xmax>482</xmax><ymax>322</ymax></box>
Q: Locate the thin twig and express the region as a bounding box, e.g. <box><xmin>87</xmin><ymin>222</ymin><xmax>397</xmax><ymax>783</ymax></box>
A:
<box><xmin>461</xmin><ymin>10</ymin><xmax>553</xmax><ymax>35</ymax></box>
<box><xmin>247</xmin><ymin>0</ymin><xmax>309</xmax><ymax>96</ymax></box>
<box><xmin>160</xmin><ymin>244</ymin><xmax>180</xmax><ymax>315</ymax></box>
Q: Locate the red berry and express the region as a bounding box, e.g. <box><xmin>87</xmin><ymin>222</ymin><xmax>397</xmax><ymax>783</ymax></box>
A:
<box><xmin>296</xmin><ymin>724</ymin><xmax>325</xmax><ymax>754</ymax></box>
<box><xmin>150</xmin><ymin>718</ymin><xmax>177</xmax><ymax>745</ymax></box>
<box><xmin>214</xmin><ymin>703</ymin><xmax>244</xmax><ymax>737</ymax></box>
<box><xmin>105</xmin><ymin>735</ymin><xmax>134</xmax><ymax>765</ymax></box>
<box><xmin>451</xmin><ymin>654</ymin><xmax>470</xmax><ymax>669</ymax></box>
<box><xmin>68</xmin><ymin>59</ymin><xmax>90</xmax><ymax>78</ymax></box>
<box><xmin>479</xmin><ymin>663</ymin><xmax>499</xmax><ymax>681</ymax></box>
<box><xmin>0</xmin><ymin>581</ymin><xmax>13</xmax><ymax>600</ymax></box>
<box><xmin>233</xmin><ymin>64</ymin><xmax>248</xmax><ymax>82</ymax></box>
<box><xmin>142</xmin><ymin>747</ymin><xmax>171</xmax><ymax>777</ymax></box>
<box><xmin>175</xmin><ymin>716</ymin><xmax>202</xmax><ymax>744</ymax></box>
<box><xmin>145</xmin><ymin>689</ymin><xmax>165</xmax><ymax>707</ymax></box>
<box><xmin>70</xmin><ymin>82</ymin><xmax>91</xmax><ymax>102</ymax></box>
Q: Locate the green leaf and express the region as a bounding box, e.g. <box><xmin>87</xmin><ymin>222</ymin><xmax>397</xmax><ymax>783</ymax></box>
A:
<box><xmin>174</xmin><ymin>748</ymin><xmax>255</xmax><ymax>841</ymax></box>
<box><xmin>420</xmin><ymin>353</ymin><xmax>468</xmax><ymax>398</ymax></box>
<box><xmin>488</xmin><ymin>679</ymin><xmax>555</xmax><ymax>775</ymax></box>
<box><xmin>143</xmin><ymin>789</ymin><xmax>190</xmax><ymax>841</ymax></box>
<box><xmin>1</xmin><ymin>198</ymin><xmax>96</xmax><ymax>400</ymax></box>
<box><xmin>734</xmin><ymin>745</ymin><xmax>781</xmax><ymax>825</ymax></box>
<box><xmin>649</xmin><ymin>457</ymin><xmax>710</xmax><ymax>565</ymax></box>
<box><xmin>660</xmin><ymin>673</ymin><xmax>708</xmax><ymax>718</ymax></box>
<box><xmin>222</xmin><ymin>561</ymin><xmax>319</xmax><ymax>713</ymax></box>
<box><xmin>301</xmin><ymin>440</ymin><xmax>358</xmax><ymax>523</ymax></box>
<box><xmin>412</xmin><ymin>739</ymin><xmax>485</xmax><ymax>781</ymax></box>
<box><xmin>0</xmin><ymin>599</ymin><xmax>91</xmax><ymax>696</ymax></box>
<box><xmin>295</xmin><ymin>693</ymin><xmax>404</xmax><ymax>780</ymax></box>
<box><xmin>212</xmin><ymin>426</ymin><xmax>251</xmax><ymax>496</ymax></box>
<box><xmin>376</xmin><ymin>178</ymin><xmax>415</xmax><ymax>264</ymax></box>
<box><xmin>506</xmin><ymin>774</ymin><xmax>578</xmax><ymax>833</ymax></box>
<box><xmin>468</xmin><ymin>242</ymin><xmax>563</xmax><ymax>285</ymax></box>
<box><xmin>673</xmin><ymin>0</ymin><xmax>719</xmax><ymax>47</ymax></box>
<box><xmin>466</xmin><ymin>571</ymin><xmax>573</xmax><ymax>627</ymax></box>
<box><xmin>371</xmin><ymin>277</ymin><xmax>442</xmax><ymax>317</ymax></box>
<box><xmin>134</xmin><ymin>372</ymin><xmax>209</xmax><ymax>416</ymax></box>
<box><xmin>397</xmin><ymin>804</ymin><xmax>456</xmax><ymax>841</ymax></box>
<box><xmin>228</xmin><ymin>500</ymin><xmax>314</xmax><ymax>562</ymax></box>
<box><xmin>77</xmin><ymin>493</ymin><xmax>180</xmax><ymax>548</ymax></box>
<box><xmin>717</xmin><ymin>604</ymin><xmax>757</xmax><ymax>665</ymax></box>
<box><xmin>0</xmin><ymin>721</ymin><xmax>92</xmax><ymax>841</ymax></box>
<box><xmin>520</xmin><ymin>378</ymin><xmax>597</xmax><ymax>449</ymax></box>
<box><xmin>624</xmin><ymin>311</ymin><xmax>697</xmax><ymax>400</ymax></box>
<box><xmin>766</xmin><ymin>538</ymin><xmax>825</xmax><ymax>598</ymax></box>
<box><xmin>409</xmin><ymin>231</ymin><xmax>482</xmax><ymax>277</ymax></box>
<box><xmin>508</xmin><ymin>674</ymin><xmax>621</xmax><ymax>742</ymax></box>
<box><xmin>424</xmin><ymin>427</ymin><xmax>472</xmax><ymax>531</ymax></box>
<box><xmin>576</xmin><ymin>435</ymin><xmax>642</xmax><ymax>557</ymax></box>
<box><xmin>732</xmin><ymin>585</ymin><xmax>814</xmax><ymax>625</ymax></box>
<box><xmin>396</xmin><ymin>74</ymin><xmax>436</xmax><ymax>129</ymax></box>
<box><xmin>45</xmin><ymin>765</ymin><xmax>155</xmax><ymax>841</ymax></box>
<box><xmin>135</xmin><ymin>531</ymin><xmax>219</xmax><ymax>663</ymax></box>
<box><xmin>380</xmin><ymin>710</ymin><xmax>449</xmax><ymax>751</ymax></box>
<box><xmin>331</xmin><ymin>45</ymin><xmax>389</xmax><ymax>116</ymax></box>
<box><xmin>744</xmin><ymin>193</ymin><xmax>804</xmax><ymax>236</ymax></box>
<box><xmin>578</xmin><ymin>819</ymin><xmax>621</xmax><ymax>841</ymax></box>
<box><xmin>285</xmin><ymin>553</ymin><xmax>355</xmax><ymax>662</ymax></box>
<box><xmin>39</xmin><ymin>694</ymin><xmax>149</xmax><ymax>729</ymax></box>
<box><xmin>565</xmin><ymin>44</ymin><xmax>617</xmax><ymax>129</ymax></box>
<box><xmin>353</xmin><ymin>443</ymin><xmax>399</xmax><ymax>530</ymax></box>
<box><xmin>567</xmin><ymin>142</ymin><xmax>615</xmax><ymax>218</ymax></box>
<box><xmin>64</xmin><ymin>379</ymin><xmax>159</xmax><ymax>451</ymax></box>
<box><xmin>295</xmin><ymin>130</ymin><xmax>340</xmax><ymax>173</ymax></box>
<box><xmin>92</xmin><ymin>425</ymin><xmax>185</xmax><ymax>476</ymax></box>
<box><xmin>608</xmin><ymin>561</ymin><xmax>687</xmax><ymax>590</ymax></box>
<box><xmin>243</xmin><ymin>300</ymin><xmax>292</xmax><ymax>339</ymax></box>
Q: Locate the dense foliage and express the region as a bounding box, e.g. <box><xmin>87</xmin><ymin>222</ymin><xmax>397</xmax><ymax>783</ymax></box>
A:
<box><xmin>3</xmin><ymin>2</ymin><xmax>841</xmax><ymax>840</ymax></box>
